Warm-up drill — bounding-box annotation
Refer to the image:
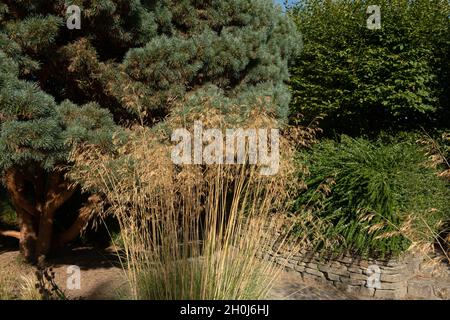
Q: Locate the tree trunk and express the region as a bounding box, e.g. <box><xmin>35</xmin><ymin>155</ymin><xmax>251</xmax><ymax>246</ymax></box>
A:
<box><xmin>34</xmin><ymin>207</ymin><xmax>56</xmax><ymax>261</ymax></box>
<box><xmin>18</xmin><ymin>208</ymin><xmax>38</xmax><ymax>263</ymax></box>
<box><xmin>5</xmin><ymin>169</ymin><xmax>39</xmax><ymax>263</ymax></box>
<box><xmin>4</xmin><ymin>168</ymin><xmax>78</xmax><ymax>263</ymax></box>
<box><xmin>35</xmin><ymin>172</ymin><xmax>76</xmax><ymax>259</ymax></box>
<box><xmin>52</xmin><ymin>194</ymin><xmax>102</xmax><ymax>249</ymax></box>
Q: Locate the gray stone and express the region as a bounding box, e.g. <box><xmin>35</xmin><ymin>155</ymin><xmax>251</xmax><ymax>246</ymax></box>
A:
<box><xmin>374</xmin><ymin>286</ymin><xmax>407</xmax><ymax>299</ymax></box>
<box><xmin>302</xmin><ymin>273</ymin><xmax>323</xmax><ymax>283</ymax></box>
<box><xmin>330</xmin><ymin>261</ymin><xmax>345</xmax><ymax>268</ymax></box>
<box><xmin>340</xmin><ymin>276</ymin><xmax>366</xmax><ymax>286</ymax></box>
<box><xmin>333</xmin><ymin>282</ymin><xmax>361</xmax><ymax>295</ymax></box>
<box><xmin>344</xmin><ymin>285</ymin><xmax>362</xmax><ymax>295</ymax></box>
<box><xmin>347</xmin><ymin>266</ymin><xmax>364</xmax><ymax>274</ymax></box>
<box><xmin>317</xmin><ymin>264</ymin><xmax>332</xmax><ymax>273</ymax></box>
<box><xmin>359</xmin><ymin>287</ymin><xmax>376</xmax><ymax>298</ymax></box>
<box><xmin>337</xmin><ymin>256</ymin><xmax>355</xmax><ymax>265</ymax></box>
<box><xmin>272</xmin><ymin>248</ymin><xmax>448</xmax><ymax>301</ymax></box>
<box><xmin>385</xmin><ymin>259</ymin><xmax>402</xmax><ymax>267</ymax></box>
<box><xmin>275</xmin><ymin>257</ymin><xmax>287</xmax><ymax>264</ymax></box>
<box><xmin>377</xmin><ymin>281</ymin><xmax>406</xmax><ymax>291</ymax></box>
<box><xmin>324</xmin><ymin>272</ymin><xmax>340</xmax><ymax>281</ymax></box>
<box><xmin>380</xmin><ymin>273</ymin><xmax>405</xmax><ymax>283</ymax></box>
<box><xmin>294</xmin><ymin>264</ymin><xmax>305</xmax><ymax>273</ymax></box>
<box><xmin>306</xmin><ymin>262</ymin><xmax>318</xmax><ymax>269</ymax></box>
<box><xmin>304</xmin><ymin>267</ymin><xmax>324</xmax><ymax>277</ymax></box>
<box><xmin>349</xmin><ymin>272</ymin><xmax>369</xmax><ymax>281</ymax></box>
<box><xmin>357</xmin><ymin>260</ymin><xmax>370</xmax><ymax>268</ymax></box>
<box><xmin>282</xmin><ymin>261</ymin><xmax>297</xmax><ymax>268</ymax></box>
<box><xmin>327</xmin><ymin>266</ymin><xmax>349</xmax><ymax>277</ymax></box>
<box><xmin>381</xmin><ymin>267</ymin><xmax>408</xmax><ymax>275</ymax></box>
<box><xmin>407</xmin><ymin>279</ymin><xmax>434</xmax><ymax>299</ymax></box>
<box><xmin>434</xmin><ymin>283</ymin><xmax>450</xmax><ymax>300</ymax></box>
<box><xmin>363</xmin><ymin>265</ymin><xmax>405</xmax><ymax>275</ymax></box>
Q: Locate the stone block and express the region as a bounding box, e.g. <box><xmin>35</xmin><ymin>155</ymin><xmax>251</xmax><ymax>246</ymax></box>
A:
<box><xmin>359</xmin><ymin>287</ymin><xmax>376</xmax><ymax>298</ymax></box>
<box><xmin>364</xmin><ymin>265</ymin><xmax>405</xmax><ymax>275</ymax></box>
<box><xmin>306</xmin><ymin>262</ymin><xmax>318</xmax><ymax>269</ymax></box>
<box><xmin>317</xmin><ymin>264</ymin><xmax>330</xmax><ymax>272</ymax></box>
<box><xmin>340</xmin><ymin>276</ymin><xmax>366</xmax><ymax>286</ymax></box>
<box><xmin>324</xmin><ymin>272</ymin><xmax>340</xmax><ymax>281</ymax></box>
<box><xmin>325</xmin><ymin>265</ymin><xmax>349</xmax><ymax>277</ymax></box>
<box><xmin>344</xmin><ymin>285</ymin><xmax>362</xmax><ymax>295</ymax></box>
<box><xmin>304</xmin><ymin>267</ymin><xmax>324</xmax><ymax>277</ymax></box>
<box><xmin>337</xmin><ymin>256</ymin><xmax>355</xmax><ymax>265</ymax></box>
<box><xmin>407</xmin><ymin>279</ymin><xmax>435</xmax><ymax>299</ymax></box>
<box><xmin>374</xmin><ymin>286</ymin><xmax>407</xmax><ymax>299</ymax></box>
<box><xmin>377</xmin><ymin>281</ymin><xmax>407</xmax><ymax>291</ymax></box>
<box><xmin>380</xmin><ymin>273</ymin><xmax>405</xmax><ymax>283</ymax></box>
<box><xmin>302</xmin><ymin>273</ymin><xmax>323</xmax><ymax>283</ymax></box>
<box><xmin>347</xmin><ymin>266</ymin><xmax>364</xmax><ymax>274</ymax></box>
<box><xmin>385</xmin><ymin>259</ymin><xmax>402</xmax><ymax>267</ymax></box>
<box><xmin>349</xmin><ymin>272</ymin><xmax>369</xmax><ymax>281</ymax></box>
<box><xmin>434</xmin><ymin>283</ymin><xmax>450</xmax><ymax>300</ymax></box>
<box><xmin>294</xmin><ymin>264</ymin><xmax>305</xmax><ymax>273</ymax></box>
<box><xmin>333</xmin><ymin>282</ymin><xmax>361</xmax><ymax>295</ymax></box>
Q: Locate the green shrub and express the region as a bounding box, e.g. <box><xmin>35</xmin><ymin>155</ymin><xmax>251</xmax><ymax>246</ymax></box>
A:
<box><xmin>293</xmin><ymin>135</ymin><xmax>450</xmax><ymax>257</ymax></box>
<box><xmin>288</xmin><ymin>0</ymin><xmax>450</xmax><ymax>135</ymax></box>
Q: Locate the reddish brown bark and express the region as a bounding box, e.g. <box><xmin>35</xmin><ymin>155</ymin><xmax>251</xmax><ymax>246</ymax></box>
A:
<box><xmin>5</xmin><ymin>169</ymin><xmax>39</xmax><ymax>217</ymax></box>
<box><xmin>18</xmin><ymin>207</ymin><xmax>38</xmax><ymax>262</ymax></box>
<box><xmin>3</xmin><ymin>168</ymin><xmax>90</xmax><ymax>263</ymax></box>
<box><xmin>35</xmin><ymin>172</ymin><xmax>76</xmax><ymax>259</ymax></box>
<box><xmin>0</xmin><ymin>230</ymin><xmax>21</xmax><ymax>239</ymax></box>
<box><xmin>5</xmin><ymin>169</ymin><xmax>38</xmax><ymax>262</ymax></box>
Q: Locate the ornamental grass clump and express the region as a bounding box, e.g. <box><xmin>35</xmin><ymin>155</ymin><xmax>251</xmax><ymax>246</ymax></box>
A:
<box><xmin>70</xmin><ymin>106</ymin><xmax>309</xmax><ymax>300</ymax></box>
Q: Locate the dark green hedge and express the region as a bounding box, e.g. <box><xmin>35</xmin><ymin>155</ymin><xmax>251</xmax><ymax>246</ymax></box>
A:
<box><xmin>289</xmin><ymin>0</ymin><xmax>450</xmax><ymax>135</ymax></box>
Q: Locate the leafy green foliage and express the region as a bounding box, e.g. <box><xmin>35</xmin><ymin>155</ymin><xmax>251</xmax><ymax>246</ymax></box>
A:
<box><xmin>289</xmin><ymin>0</ymin><xmax>450</xmax><ymax>135</ymax></box>
<box><xmin>294</xmin><ymin>135</ymin><xmax>450</xmax><ymax>257</ymax></box>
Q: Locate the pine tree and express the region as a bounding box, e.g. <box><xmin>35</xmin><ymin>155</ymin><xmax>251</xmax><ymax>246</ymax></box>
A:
<box><xmin>0</xmin><ymin>49</ymin><xmax>116</xmax><ymax>262</ymax></box>
<box><xmin>0</xmin><ymin>1</ymin><xmax>299</xmax><ymax>262</ymax></box>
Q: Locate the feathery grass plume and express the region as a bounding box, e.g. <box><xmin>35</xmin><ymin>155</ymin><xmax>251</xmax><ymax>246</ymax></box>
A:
<box><xmin>418</xmin><ymin>131</ymin><xmax>450</xmax><ymax>180</ymax></box>
<box><xmin>69</xmin><ymin>104</ymin><xmax>309</xmax><ymax>300</ymax></box>
<box><xmin>417</xmin><ymin>131</ymin><xmax>450</xmax><ymax>257</ymax></box>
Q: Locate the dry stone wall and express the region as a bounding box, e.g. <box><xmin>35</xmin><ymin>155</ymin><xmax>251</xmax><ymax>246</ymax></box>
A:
<box><xmin>271</xmin><ymin>249</ymin><xmax>450</xmax><ymax>300</ymax></box>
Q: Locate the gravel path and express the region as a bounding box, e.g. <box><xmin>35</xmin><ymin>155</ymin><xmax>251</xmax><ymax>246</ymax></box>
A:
<box><xmin>0</xmin><ymin>247</ymin><xmax>358</xmax><ymax>300</ymax></box>
<box><xmin>270</xmin><ymin>271</ymin><xmax>359</xmax><ymax>300</ymax></box>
